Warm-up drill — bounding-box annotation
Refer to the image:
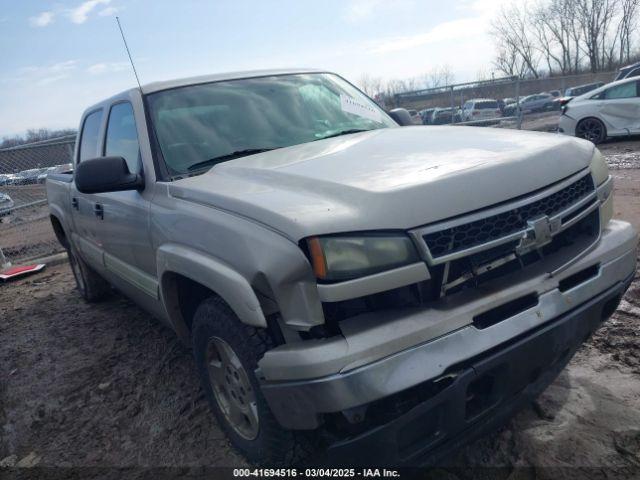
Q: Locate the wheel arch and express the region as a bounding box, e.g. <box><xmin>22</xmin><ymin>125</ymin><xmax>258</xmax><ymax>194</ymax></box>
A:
<box><xmin>49</xmin><ymin>213</ymin><xmax>70</xmax><ymax>250</ymax></box>
<box><xmin>157</xmin><ymin>244</ymin><xmax>267</xmax><ymax>343</ymax></box>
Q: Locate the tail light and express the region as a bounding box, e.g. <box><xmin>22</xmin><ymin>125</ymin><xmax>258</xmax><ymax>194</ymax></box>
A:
<box><xmin>559</xmin><ymin>97</ymin><xmax>572</xmax><ymax>115</ymax></box>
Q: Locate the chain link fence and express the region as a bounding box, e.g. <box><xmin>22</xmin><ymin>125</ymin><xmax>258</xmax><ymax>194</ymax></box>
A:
<box><xmin>0</xmin><ymin>135</ymin><xmax>76</xmax><ymax>266</ymax></box>
<box><xmin>393</xmin><ymin>71</ymin><xmax>617</xmax><ymax>133</ymax></box>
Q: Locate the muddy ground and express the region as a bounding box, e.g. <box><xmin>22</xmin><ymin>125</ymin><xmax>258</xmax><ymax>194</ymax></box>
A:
<box><xmin>1</xmin><ymin>139</ymin><xmax>640</xmax><ymax>479</ymax></box>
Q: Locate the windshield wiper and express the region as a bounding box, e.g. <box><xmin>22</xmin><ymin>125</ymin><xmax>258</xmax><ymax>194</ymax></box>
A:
<box><xmin>187</xmin><ymin>148</ymin><xmax>277</xmax><ymax>172</ymax></box>
<box><xmin>315</xmin><ymin>128</ymin><xmax>372</xmax><ymax>141</ymax></box>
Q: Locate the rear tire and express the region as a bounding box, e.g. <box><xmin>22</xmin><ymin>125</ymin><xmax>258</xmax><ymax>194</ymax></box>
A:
<box><xmin>576</xmin><ymin>117</ymin><xmax>607</xmax><ymax>144</ymax></box>
<box><xmin>192</xmin><ymin>296</ymin><xmax>314</xmax><ymax>466</ymax></box>
<box><xmin>67</xmin><ymin>247</ymin><xmax>110</xmax><ymax>302</ymax></box>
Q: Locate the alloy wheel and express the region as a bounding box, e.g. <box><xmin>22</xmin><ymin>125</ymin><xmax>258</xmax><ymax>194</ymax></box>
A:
<box><xmin>205</xmin><ymin>336</ymin><xmax>259</xmax><ymax>440</ymax></box>
<box><xmin>576</xmin><ymin>119</ymin><xmax>604</xmax><ymax>143</ymax></box>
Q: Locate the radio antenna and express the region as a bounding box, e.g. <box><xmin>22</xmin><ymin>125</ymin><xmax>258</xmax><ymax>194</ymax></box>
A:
<box><xmin>115</xmin><ymin>16</ymin><xmax>142</xmax><ymax>90</ymax></box>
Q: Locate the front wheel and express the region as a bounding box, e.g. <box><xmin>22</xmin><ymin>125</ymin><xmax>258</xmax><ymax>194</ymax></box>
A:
<box><xmin>576</xmin><ymin>117</ymin><xmax>607</xmax><ymax>144</ymax></box>
<box><xmin>192</xmin><ymin>296</ymin><xmax>314</xmax><ymax>465</ymax></box>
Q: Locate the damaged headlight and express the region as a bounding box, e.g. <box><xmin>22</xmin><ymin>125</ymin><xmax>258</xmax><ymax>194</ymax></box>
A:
<box><xmin>306</xmin><ymin>234</ymin><xmax>420</xmax><ymax>281</ymax></box>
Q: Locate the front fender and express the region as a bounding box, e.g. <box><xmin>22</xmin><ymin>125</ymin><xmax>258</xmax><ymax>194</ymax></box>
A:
<box><xmin>157</xmin><ymin>244</ymin><xmax>267</xmax><ymax>330</ymax></box>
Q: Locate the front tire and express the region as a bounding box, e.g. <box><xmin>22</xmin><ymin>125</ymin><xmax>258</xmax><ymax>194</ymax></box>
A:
<box><xmin>192</xmin><ymin>296</ymin><xmax>313</xmax><ymax>465</ymax></box>
<box><xmin>576</xmin><ymin>117</ymin><xmax>607</xmax><ymax>144</ymax></box>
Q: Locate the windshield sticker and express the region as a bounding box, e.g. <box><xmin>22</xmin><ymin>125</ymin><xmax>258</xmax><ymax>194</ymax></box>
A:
<box><xmin>340</xmin><ymin>94</ymin><xmax>382</xmax><ymax>122</ymax></box>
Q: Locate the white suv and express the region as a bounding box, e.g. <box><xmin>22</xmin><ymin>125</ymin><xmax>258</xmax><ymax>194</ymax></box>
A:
<box><xmin>461</xmin><ymin>99</ymin><xmax>501</xmax><ymax>122</ymax></box>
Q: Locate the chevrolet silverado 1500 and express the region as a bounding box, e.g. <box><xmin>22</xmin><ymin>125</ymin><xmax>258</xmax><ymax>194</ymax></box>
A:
<box><xmin>46</xmin><ymin>69</ymin><xmax>637</xmax><ymax>466</ymax></box>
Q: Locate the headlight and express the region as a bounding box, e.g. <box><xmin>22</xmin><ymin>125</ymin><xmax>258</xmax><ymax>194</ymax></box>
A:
<box><xmin>306</xmin><ymin>234</ymin><xmax>420</xmax><ymax>281</ymax></box>
<box><xmin>590</xmin><ymin>148</ymin><xmax>608</xmax><ymax>186</ymax></box>
<box><xmin>590</xmin><ymin>148</ymin><xmax>613</xmax><ymax>226</ymax></box>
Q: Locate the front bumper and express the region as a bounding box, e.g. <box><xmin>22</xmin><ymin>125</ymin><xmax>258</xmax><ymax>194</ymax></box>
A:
<box><xmin>260</xmin><ymin>221</ymin><xmax>637</xmax><ymax>432</ymax></box>
<box><xmin>326</xmin><ymin>272</ymin><xmax>633</xmax><ymax>465</ymax></box>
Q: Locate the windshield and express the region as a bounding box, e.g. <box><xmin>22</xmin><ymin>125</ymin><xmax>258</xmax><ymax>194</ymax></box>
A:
<box><xmin>146</xmin><ymin>73</ymin><xmax>396</xmax><ymax>176</ymax></box>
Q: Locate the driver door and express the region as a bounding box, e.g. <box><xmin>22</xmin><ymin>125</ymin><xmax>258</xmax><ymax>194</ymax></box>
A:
<box><xmin>91</xmin><ymin>101</ymin><xmax>157</xmax><ymax>299</ymax></box>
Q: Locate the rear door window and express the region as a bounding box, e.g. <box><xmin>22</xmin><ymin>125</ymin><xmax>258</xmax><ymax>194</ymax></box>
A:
<box><xmin>603</xmin><ymin>82</ymin><xmax>638</xmax><ymax>100</ymax></box>
<box><xmin>78</xmin><ymin>110</ymin><xmax>103</xmax><ymax>163</ymax></box>
<box><xmin>104</xmin><ymin>102</ymin><xmax>141</xmax><ymax>173</ymax></box>
<box><xmin>477</xmin><ymin>101</ymin><xmax>498</xmax><ymax>109</ymax></box>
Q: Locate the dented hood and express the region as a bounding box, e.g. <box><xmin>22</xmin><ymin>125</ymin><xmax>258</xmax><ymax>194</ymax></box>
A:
<box><xmin>169</xmin><ymin>126</ymin><xmax>595</xmax><ymax>241</ymax></box>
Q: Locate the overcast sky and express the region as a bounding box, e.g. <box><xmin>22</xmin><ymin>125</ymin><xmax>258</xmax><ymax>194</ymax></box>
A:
<box><xmin>0</xmin><ymin>0</ymin><xmax>513</xmax><ymax>137</ymax></box>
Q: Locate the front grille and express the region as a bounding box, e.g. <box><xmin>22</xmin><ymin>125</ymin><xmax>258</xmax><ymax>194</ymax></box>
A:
<box><xmin>423</xmin><ymin>174</ymin><xmax>595</xmax><ymax>259</ymax></box>
<box><xmin>436</xmin><ymin>208</ymin><xmax>600</xmax><ymax>296</ymax></box>
<box><xmin>318</xmin><ymin>173</ymin><xmax>600</xmax><ymax>331</ymax></box>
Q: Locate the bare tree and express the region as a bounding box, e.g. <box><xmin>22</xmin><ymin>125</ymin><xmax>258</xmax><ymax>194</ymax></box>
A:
<box><xmin>532</xmin><ymin>0</ymin><xmax>580</xmax><ymax>74</ymax></box>
<box><xmin>422</xmin><ymin>65</ymin><xmax>455</xmax><ymax>88</ymax></box>
<box><xmin>575</xmin><ymin>0</ymin><xmax>617</xmax><ymax>72</ymax></box>
<box><xmin>491</xmin><ymin>0</ymin><xmax>638</xmax><ymax>76</ymax></box>
<box><xmin>493</xmin><ymin>39</ymin><xmax>530</xmax><ymax>77</ymax></box>
<box><xmin>616</xmin><ymin>0</ymin><xmax>639</xmax><ymax>63</ymax></box>
<box><xmin>357</xmin><ymin>74</ymin><xmax>385</xmax><ymax>98</ymax></box>
<box><xmin>491</xmin><ymin>3</ymin><xmax>541</xmax><ymax>78</ymax></box>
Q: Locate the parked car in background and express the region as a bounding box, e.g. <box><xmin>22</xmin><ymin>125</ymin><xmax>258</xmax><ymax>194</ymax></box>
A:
<box><xmin>419</xmin><ymin>108</ymin><xmax>436</xmax><ymax>124</ymax></box>
<box><xmin>614</xmin><ymin>62</ymin><xmax>640</xmax><ymax>81</ymax></box>
<box><xmin>503</xmin><ymin>93</ymin><xmax>555</xmax><ymax>115</ymax></box>
<box><xmin>36</xmin><ymin>164</ymin><xmax>73</xmax><ymax>184</ymax></box>
<box><xmin>564</xmin><ymin>82</ymin><xmax>605</xmax><ymax>98</ymax></box>
<box><xmin>13</xmin><ymin>168</ymin><xmax>45</xmax><ymax>185</ymax></box>
<box><xmin>430</xmin><ymin>107</ymin><xmax>456</xmax><ymax>124</ymax></box>
<box><xmin>559</xmin><ymin>77</ymin><xmax>640</xmax><ymax>144</ymax></box>
<box><xmin>0</xmin><ymin>192</ymin><xmax>14</xmax><ymax>216</ymax></box>
<box><xmin>0</xmin><ymin>174</ymin><xmax>11</xmax><ymax>186</ymax></box>
<box><xmin>460</xmin><ymin>99</ymin><xmax>501</xmax><ymax>122</ymax></box>
<box><xmin>407</xmin><ymin>109</ymin><xmax>422</xmax><ymax>124</ymax></box>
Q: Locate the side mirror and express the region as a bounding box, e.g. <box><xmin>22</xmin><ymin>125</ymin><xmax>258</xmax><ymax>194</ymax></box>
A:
<box><xmin>75</xmin><ymin>156</ymin><xmax>144</xmax><ymax>194</ymax></box>
<box><xmin>388</xmin><ymin>108</ymin><xmax>414</xmax><ymax>126</ymax></box>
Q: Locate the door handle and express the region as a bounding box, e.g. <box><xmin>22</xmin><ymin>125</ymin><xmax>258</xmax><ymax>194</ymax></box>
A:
<box><xmin>71</xmin><ymin>197</ymin><xmax>79</xmax><ymax>210</ymax></box>
<box><xmin>93</xmin><ymin>203</ymin><xmax>104</xmax><ymax>220</ymax></box>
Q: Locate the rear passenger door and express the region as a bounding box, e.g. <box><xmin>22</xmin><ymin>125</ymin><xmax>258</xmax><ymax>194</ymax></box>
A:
<box><xmin>91</xmin><ymin>101</ymin><xmax>157</xmax><ymax>298</ymax></box>
<box><xmin>597</xmin><ymin>81</ymin><xmax>640</xmax><ymax>134</ymax></box>
<box><xmin>70</xmin><ymin>108</ymin><xmax>107</xmax><ymax>271</ymax></box>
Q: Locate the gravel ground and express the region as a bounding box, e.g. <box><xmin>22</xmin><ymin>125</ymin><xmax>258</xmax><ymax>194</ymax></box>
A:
<box><xmin>1</xmin><ymin>140</ymin><xmax>640</xmax><ymax>479</ymax></box>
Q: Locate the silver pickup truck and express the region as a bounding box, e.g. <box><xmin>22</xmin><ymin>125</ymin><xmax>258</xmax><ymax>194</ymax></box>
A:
<box><xmin>46</xmin><ymin>69</ymin><xmax>637</xmax><ymax>466</ymax></box>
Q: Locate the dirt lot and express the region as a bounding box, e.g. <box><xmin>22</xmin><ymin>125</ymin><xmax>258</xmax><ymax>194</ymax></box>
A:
<box><xmin>1</xmin><ymin>139</ymin><xmax>640</xmax><ymax>478</ymax></box>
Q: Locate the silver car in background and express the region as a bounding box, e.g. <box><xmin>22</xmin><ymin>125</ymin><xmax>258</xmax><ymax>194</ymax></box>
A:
<box><xmin>559</xmin><ymin>77</ymin><xmax>640</xmax><ymax>144</ymax></box>
<box><xmin>0</xmin><ymin>192</ymin><xmax>14</xmax><ymax>216</ymax></box>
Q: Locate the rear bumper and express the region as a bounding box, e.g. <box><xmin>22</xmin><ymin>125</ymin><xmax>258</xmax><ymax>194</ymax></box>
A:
<box><xmin>558</xmin><ymin>115</ymin><xmax>578</xmax><ymax>136</ymax></box>
<box><xmin>326</xmin><ymin>272</ymin><xmax>633</xmax><ymax>465</ymax></box>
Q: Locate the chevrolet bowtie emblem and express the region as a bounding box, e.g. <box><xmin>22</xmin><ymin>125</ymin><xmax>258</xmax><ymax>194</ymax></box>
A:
<box><xmin>516</xmin><ymin>215</ymin><xmax>561</xmax><ymax>255</ymax></box>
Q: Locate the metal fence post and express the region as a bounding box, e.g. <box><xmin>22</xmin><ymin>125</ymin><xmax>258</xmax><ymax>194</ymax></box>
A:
<box><xmin>450</xmin><ymin>86</ymin><xmax>455</xmax><ymax>124</ymax></box>
<box><xmin>0</xmin><ymin>247</ymin><xmax>10</xmax><ymax>270</ymax></box>
<box><xmin>515</xmin><ymin>76</ymin><xmax>522</xmax><ymax>130</ymax></box>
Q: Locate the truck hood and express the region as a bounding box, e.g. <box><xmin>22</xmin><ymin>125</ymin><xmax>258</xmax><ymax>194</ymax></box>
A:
<box><xmin>169</xmin><ymin>126</ymin><xmax>595</xmax><ymax>241</ymax></box>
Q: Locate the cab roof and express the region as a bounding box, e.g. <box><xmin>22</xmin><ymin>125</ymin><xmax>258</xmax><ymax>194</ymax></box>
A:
<box><xmin>141</xmin><ymin>68</ymin><xmax>327</xmax><ymax>94</ymax></box>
